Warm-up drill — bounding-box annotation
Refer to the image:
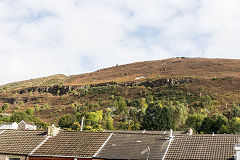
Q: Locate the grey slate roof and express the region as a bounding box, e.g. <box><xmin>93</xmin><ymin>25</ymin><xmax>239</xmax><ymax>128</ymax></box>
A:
<box><xmin>96</xmin><ymin>132</ymin><xmax>170</xmax><ymax>160</ymax></box>
<box><xmin>32</xmin><ymin>131</ymin><xmax>111</xmax><ymax>158</ymax></box>
<box><xmin>0</xmin><ymin>130</ymin><xmax>47</xmax><ymax>155</ymax></box>
<box><xmin>165</xmin><ymin>134</ymin><xmax>240</xmax><ymax>160</ymax></box>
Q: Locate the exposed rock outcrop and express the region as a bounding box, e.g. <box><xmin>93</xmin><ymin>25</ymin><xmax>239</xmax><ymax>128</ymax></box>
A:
<box><xmin>13</xmin><ymin>78</ymin><xmax>194</xmax><ymax>96</ymax></box>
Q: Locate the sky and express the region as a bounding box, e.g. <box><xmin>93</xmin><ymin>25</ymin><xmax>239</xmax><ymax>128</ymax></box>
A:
<box><xmin>1</xmin><ymin>0</ymin><xmax>240</xmax><ymax>85</ymax></box>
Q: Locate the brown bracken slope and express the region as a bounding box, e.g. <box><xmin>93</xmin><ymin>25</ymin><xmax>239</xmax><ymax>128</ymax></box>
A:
<box><xmin>1</xmin><ymin>57</ymin><xmax>240</xmax><ymax>88</ymax></box>
<box><xmin>64</xmin><ymin>57</ymin><xmax>240</xmax><ymax>85</ymax></box>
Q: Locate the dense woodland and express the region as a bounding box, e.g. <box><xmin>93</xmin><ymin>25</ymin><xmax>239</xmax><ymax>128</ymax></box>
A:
<box><xmin>1</xmin><ymin>84</ymin><xmax>240</xmax><ymax>134</ymax></box>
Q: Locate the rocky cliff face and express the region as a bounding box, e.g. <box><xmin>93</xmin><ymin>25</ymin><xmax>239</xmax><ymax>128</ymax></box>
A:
<box><xmin>139</xmin><ymin>78</ymin><xmax>193</xmax><ymax>88</ymax></box>
<box><xmin>15</xmin><ymin>85</ymin><xmax>78</xmax><ymax>96</ymax></box>
<box><xmin>12</xmin><ymin>78</ymin><xmax>193</xmax><ymax>96</ymax></box>
<box><xmin>0</xmin><ymin>96</ymin><xmax>39</xmax><ymax>105</ymax></box>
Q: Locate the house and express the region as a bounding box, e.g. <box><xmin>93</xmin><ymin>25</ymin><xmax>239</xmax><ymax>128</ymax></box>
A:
<box><xmin>2</xmin><ymin>126</ymin><xmax>240</xmax><ymax>160</ymax></box>
<box><xmin>0</xmin><ymin>120</ymin><xmax>37</xmax><ymax>130</ymax></box>
<box><xmin>30</xmin><ymin>128</ymin><xmax>111</xmax><ymax>160</ymax></box>
<box><xmin>0</xmin><ymin>122</ymin><xmax>18</xmax><ymax>130</ymax></box>
<box><xmin>0</xmin><ymin>126</ymin><xmax>174</xmax><ymax>160</ymax></box>
<box><xmin>0</xmin><ymin>129</ymin><xmax>48</xmax><ymax>160</ymax></box>
<box><xmin>164</xmin><ymin>134</ymin><xmax>240</xmax><ymax>160</ymax></box>
<box><xmin>18</xmin><ymin>120</ymin><xmax>37</xmax><ymax>130</ymax></box>
<box><xmin>96</xmin><ymin>131</ymin><xmax>170</xmax><ymax>159</ymax></box>
<box><xmin>0</xmin><ymin>125</ymin><xmax>111</xmax><ymax>160</ymax></box>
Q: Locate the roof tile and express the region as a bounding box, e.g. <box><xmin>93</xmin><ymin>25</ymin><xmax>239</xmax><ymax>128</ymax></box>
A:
<box><xmin>97</xmin><ymin>132</ymin><xmax>169</xmax><ymax>159</ymax></box>
<box><xmin>0</xmin><ymin>130</ymin><xmax>47</xmax><ymax>155</ymax></box>
<box><xmin>32</xmin><ymin>131</ymin><xmax>111</xmax><ymax>158</ymax></box>
<box><xmin>165</xmin><ymin>134</ymin><xmax>240</xmax><ymax>160</ymax></box>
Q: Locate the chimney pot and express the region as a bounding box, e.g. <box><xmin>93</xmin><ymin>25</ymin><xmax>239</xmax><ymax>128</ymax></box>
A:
<box><xmin>169</xmin><ymin>129</ymin><xmax>173</xmax><ymax>138</ymax></box>
<box><xmin>188</xmin><ymin>128</ymin><xmax>193</xmax><ymax>135</ymax></box>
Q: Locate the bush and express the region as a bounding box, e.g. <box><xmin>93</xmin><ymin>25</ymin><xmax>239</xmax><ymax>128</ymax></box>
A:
<box><xmin>10</xmin><ymin>111</ymin><xmax>30</xmax><ymax>123</ymax></box>
<box><xmin>185</xmin><ymin>114</ymin><xmax>206</xmax><ymax>133</ymax></box>
<box><xmin>104</xmin><ymin>115</ymin><xmax>114</xmax><ymax>130</ymax></box>
<box><xmin>2</xmin><ymin>103</ymin><xmax>9</xmax><ymax>112</ymax></box>
<box><xmin>58</xmin><ymin>114</ymin><xmax>76</xmax><ymax>128</ymax></box>
<box><xmin>25</xmin><ymin>108</ymin><xmax>34</xmax><ymax>116</ymax></box>
<box><xmin>228</xmin><ymin>117</ymin><xmax>240</xmax><ymax>134</ymax></box>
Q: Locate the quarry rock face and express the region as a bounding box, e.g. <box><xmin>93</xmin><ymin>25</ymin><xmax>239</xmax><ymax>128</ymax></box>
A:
<box><xmin>16</xmin><ymin>85</ymin><xmax>77</xmax><ymax>95</ymax></box>
<box><xmin>13</xmin><ymin>78</ymin><xmax>193</xmax><ymax>96</ymax></box>
<box><xmin>139</xmin><ymin>78</ymin><xmax>193</xmax><ymax>88</ymax></box>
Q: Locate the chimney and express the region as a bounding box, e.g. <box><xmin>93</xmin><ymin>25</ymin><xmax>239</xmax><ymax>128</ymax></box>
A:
<box><xmin>235</xmin><ymin>144</ymin><xmax>240</xmax><ymax>160</ymax></box>
<box><xmin>48</xmin><ymin>124</ymin><xmax>60</xmax><ymax>136</ymax></box>
<box><xmin>169</xmin><ymin>129</ymin><xmax>173</xmax><ymax>138</ymax></box>
<box><xmin>188</xmin><ymin>128</ymin><xmax>193</xmax><ymax>135</ymax></box>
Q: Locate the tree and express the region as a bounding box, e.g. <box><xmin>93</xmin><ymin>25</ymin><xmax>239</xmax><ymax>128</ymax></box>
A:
<box><xmin>141</xmin><ymin>103</ymin><xmax>160</xmax><ymax>130</ymax></box>
<box><xmin>32</xmin><ymin>117</ymin><xmax>49</xmax><ymax>129</ymax></box>
<box><xmin>160</xmin><ymin>106</ymin><xmax>173</xmax><ymax>130</ymax></box>
<box><xmin>129</xmin><ymin>108</ymin><xmax>138</xmax><ymax>118</ymax></box>
<box><xmin>169</xmin><ymin>101</ymin><xmax>188</xmax><ymax>129</ymax></box>
<box><xmin>103</xmin><ymin>108</ymin><xmax>114</xmax><ymax>130</ymax></box>
<box><xmin>199</xmin><ymin>114</ymin><xmax>228</xmax><ymax>134</ymax></box>
<box><xmin>58</xmin><ymin>114</ymin><xmax>75</xmax><ymax>128</ymax></box>
<box><xmin>104</xmin><ymin>115</ymin><xmax>114</xmax><ymax>130</ymax></box>
<box><xmin>185</xmin><ymin>114</ymin><xmax>206</xmax><ymax>133</ymax></box>
<box><xmin>117</xmin><ymin>97</ymin><xmax>127</xmax><ymax>114</ymax></box>
<box><xmin>141</xmin><ymin>103</ymin><xmax>173</xmax><ymax>130</ymax></box>
<box><xmin>200</xmin><ymin>117</ymin><xmax>214</xmax><ymax>134</ymax></box>
<box><xmin>96</xmin><ymin>110</ymin><xmax>103</xmax><ymax>124</ymax></box>
<box><xmin>85</xmin><ymin>112</ymin><xmax>98</xmax><ymax>126</ymax></box>
<box><xmin>211</xmin><ymin>114</ymin><xmax>228</xmax><ymax>133</ymax></box>
<box><xmin>10</xmin><ymin>111</ymin><xmax>30</xmax><ymax>123</ymax></box>
<box><xmin>229</xmin><ymin>117</ymin><xmax>240</xmax><ymax>134</ymax></box>
<box><xmin>232</xmin><ymin>106</ymin><xmax>240</xmax><ymax>118</ymax></box>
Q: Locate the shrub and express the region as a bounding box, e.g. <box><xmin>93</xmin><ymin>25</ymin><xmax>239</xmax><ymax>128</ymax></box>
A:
<box><xmin>2</xmin><ymin>103</ymin><xmax>9</xmax><ymax>112</ymax></box>
<box><xmin>58</xmin><ymin>114</ymin><xmax>76</xmax><ymax>128</ymax></box>
<box><xmin>25</xmin><ymin>108</ymin><xmax>34</xmax><ymax>116</ymax></box>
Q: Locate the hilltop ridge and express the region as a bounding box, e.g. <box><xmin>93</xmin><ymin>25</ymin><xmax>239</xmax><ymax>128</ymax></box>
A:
<box><xmin>2</xmin><ymin>57</ymin><xmax>240</xmax><ymax>90</ymax></box>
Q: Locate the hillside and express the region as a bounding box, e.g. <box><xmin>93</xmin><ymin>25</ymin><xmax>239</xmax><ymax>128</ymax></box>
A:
<box><xmin>1</xmin><ymin>57</ymin><xmax>240</xmax><ymax>133</ymax></box>
<box><xmin>2</xmin><ymin>57</ymin><xmax>240</xmax><ymax>89</ymax></box>
<box><xmin>0</xmin><ymin>74</ymin><xmax>67</xmax><ymax>91</ymax></box>
<box><xmin>65</xmin><ymin>57</ymin><xmax>240</xmax><ymax>85</ymax></box>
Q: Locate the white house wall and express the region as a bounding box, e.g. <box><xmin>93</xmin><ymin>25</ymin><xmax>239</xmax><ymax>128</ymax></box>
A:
<box><xmin>0</xmin><ymin>123</ymin><xmax>18</xmax><ymax>130</ymax></box>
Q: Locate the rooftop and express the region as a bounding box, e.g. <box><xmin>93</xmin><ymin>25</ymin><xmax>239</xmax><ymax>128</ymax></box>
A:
<box><xmin>32</xmin><ymin>131</ymin><xmax>111</xmax><ymax>158</ymax></box>
<box><xmin>165</xmin><ymin>134</ymin><xmax>240</xmax><ymax>160</ymax></box>
<box><xmin>0</xmin><ymin>122</ymin><xmax>17</xmax><ymax>125</ymax></box>
<box><xmin>97</xmin><ymin>132</ymin><xmax>170</xmax><ymax>159</ymax></box>
<box><xmin>18</xmin><ymin>120</ymin><xmax>36</xmax><ymax>126</ymax></box>
<box><xmin>0</xmin><ymin>130</ymin><xmax>47</xmax><ymax>155</ymax></box>
<box><xmin>104</xmin><ymin>130</ymin><xmax>186</xmax><ymax>135</ymax></box>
